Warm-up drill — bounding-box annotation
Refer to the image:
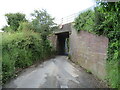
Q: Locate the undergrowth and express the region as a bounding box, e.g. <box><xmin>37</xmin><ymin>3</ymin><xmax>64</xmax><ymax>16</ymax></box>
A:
<box><xmin>2</xmin><ymin>31</ymin><xmax>54</xmax><ymax>84</ymax></box>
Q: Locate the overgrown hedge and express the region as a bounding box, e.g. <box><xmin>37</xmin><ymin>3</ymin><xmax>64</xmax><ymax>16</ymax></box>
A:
<box><xmin>74</xmin><ymin>2</ymin><xmax>120</xmax><ymax>88</ymax></box>
<box><xmin>74</xmin><ymin>10</ymin><xmax>95</xmax><ymax>32</ymax></box>
<box><xmin>2</xmin><ymin>31</ymin><xmax>54</xmax><ymax>84</ymax></box>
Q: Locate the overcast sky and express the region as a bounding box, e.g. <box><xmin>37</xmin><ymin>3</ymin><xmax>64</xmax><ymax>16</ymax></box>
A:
<box><xmin>0</xmin><ymin>0</ymin><xmax>96</xmax><ymax>29</ymax></box>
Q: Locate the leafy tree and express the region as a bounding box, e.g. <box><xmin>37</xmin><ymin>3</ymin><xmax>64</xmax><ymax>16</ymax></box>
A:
<box><xmin>5</xmin><ymin>13</ymin><xmax>27</xmax><ymax>31</ymax></box>
<box><xmin>30</xmin><ymin>19</ymin><xmax>40</xmax><ymax>32</ymax></box>
<box><xmin>31</xmin><ymin>9</ymin><xmax>55</xmax><ymax>40</ymax></box>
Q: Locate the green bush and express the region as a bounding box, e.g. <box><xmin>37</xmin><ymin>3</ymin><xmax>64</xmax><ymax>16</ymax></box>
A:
<box><xmin>74</xmin><ymin>2</ymin><xmax>120</xmax><ymax>88</ymax></box>
<box><xmin>74</xmin><ymin>10</ymin><xmax>95</xmax><ymax>32</ymax></box>
<box><xmin>18</xmin><ymin>22</ymin><xmax>33</xmax><ymax>32</ymax></box>
<box><xmin>2</xmin><ymin>31</ymin><xmax>54</xmax><ymax>84</ymax></box>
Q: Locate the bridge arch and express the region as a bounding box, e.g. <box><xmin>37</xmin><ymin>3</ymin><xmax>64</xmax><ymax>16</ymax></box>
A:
<box><xmin>54</xmin><ymin>23</ymin><xmax>71</xmax><ymax>55</ymax></box>
<box><xmin>55</xmin><ymin>31</ymin><xmax>69</xmax><ymax>55</ymax></box>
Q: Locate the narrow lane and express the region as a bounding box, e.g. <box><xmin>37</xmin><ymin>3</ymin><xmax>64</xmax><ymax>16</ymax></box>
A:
<box><xmin>5</xmin><ymin>56</ymin><xmax>107</xmax><ymax>88</ymax></box>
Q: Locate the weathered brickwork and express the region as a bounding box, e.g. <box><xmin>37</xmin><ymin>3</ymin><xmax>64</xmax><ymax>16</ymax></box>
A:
<box><xmin>49</xmin><ymin>24</ymin><xmax>108</xmax><ymax>80</ymax></box>
<box><xmin>69</xmin><ymin>26</ymin><xmax>108</xmax><ymax>80</ymax></box>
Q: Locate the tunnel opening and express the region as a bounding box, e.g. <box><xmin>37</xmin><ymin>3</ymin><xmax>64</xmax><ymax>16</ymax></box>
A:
<box><xmin>56</xmin><ymin>32</ymin><xmax>69</xmax><ymax>55</ymax></box>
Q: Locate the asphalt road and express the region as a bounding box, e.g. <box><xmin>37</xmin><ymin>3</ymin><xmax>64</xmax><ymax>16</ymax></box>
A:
<box><xmin>5</xmin><ymin>56</ymin><xmax>107</xmax><ymax>88</ymax></box>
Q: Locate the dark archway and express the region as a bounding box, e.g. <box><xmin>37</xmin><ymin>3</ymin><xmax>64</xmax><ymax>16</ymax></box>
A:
<box><xmin>56</xmin><ymin>32</ymin><xmax>69</xmax><ymax>55</ymax></box>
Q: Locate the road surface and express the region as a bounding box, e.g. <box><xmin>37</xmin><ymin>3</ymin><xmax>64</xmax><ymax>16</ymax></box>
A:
<box><xmin>5</xmin><ymin>56</ymin><xmax>107</xmax><ymax>88</ymax></box>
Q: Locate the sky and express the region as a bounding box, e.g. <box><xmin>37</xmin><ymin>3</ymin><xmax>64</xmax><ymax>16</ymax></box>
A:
<box><xmin>0</xmin><ymin>0</ymin><xmax>96</xmax><ymax>29</ymax></box>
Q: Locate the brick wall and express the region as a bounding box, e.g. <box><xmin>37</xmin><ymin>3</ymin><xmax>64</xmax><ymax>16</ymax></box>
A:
<box><xmin>69</xmin><ymin>26</ymin><xmax>108</xmax><ymax>80</ymax></box>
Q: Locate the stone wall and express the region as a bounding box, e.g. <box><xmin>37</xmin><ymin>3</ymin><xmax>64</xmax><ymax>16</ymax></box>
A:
<box><xmin>69</xmin><ymin>26</ymin><xmax>108</xmax><ymax>80</ymax></box>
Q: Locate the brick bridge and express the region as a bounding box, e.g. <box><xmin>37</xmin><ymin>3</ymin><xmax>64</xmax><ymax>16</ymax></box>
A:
<box><xmin>49</xmin><ymin>22</ymin><xmax>108</xmax><ymax>81</ymax></box>
<box><xmin>54</xmin><ymin>23</ymin><xmax>71</xmax><ymax>55</ymax></box>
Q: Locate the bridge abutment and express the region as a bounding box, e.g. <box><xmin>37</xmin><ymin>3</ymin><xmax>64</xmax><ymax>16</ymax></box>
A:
<box><xmin>49</xmin><ymin>23</ymin><xmax>108</xmax><ymax>80</ymax></box>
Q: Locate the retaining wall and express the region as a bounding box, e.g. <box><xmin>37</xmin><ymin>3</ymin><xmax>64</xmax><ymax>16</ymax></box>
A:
<box><xmin>69</xmin><ymin>26</ymin><xmax>108</xmax><ymax>80</ymax></box>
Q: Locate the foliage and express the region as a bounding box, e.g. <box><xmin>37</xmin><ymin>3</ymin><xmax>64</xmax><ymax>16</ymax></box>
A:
<box><xmin>74</xmin><ymin>10</ymin><xmax>95</xmax><ymax>32</ymax></box>
<box><xmin>4</xmin><ymin>13</ymin><xmax>27</xmax><ymax>31</ymax></box>
<box><xmin>31</xmin><ymin>9</ymin><xmax>55</xmax><ymax>40</ymax></box>
<box><xmin>74</xmin><ymin>1</ymin><xmax>120</xmax><ymax>88</ymax></box>
<box><xmin>2</xmin><ymin>25</ymin><xmax>13</xmax><ymax>32</ymax></box>
<box><xmin>1</xmin><ymin>9</ymin><xmax>56</xmax><ymax>85</ymax></box>
<box><xmin>2</xmin><ymin>31</ymin><xmax>54</xmax><ymax>84</ymax></box>
<box><xmin>18</xmin><ymin>22</ymin><xmax>33</xmax><ymax>31</ymax></box>
<box><xmin>30</xmin><ymin>19</ymin><xmax>40</xmax><ymax>32</ymax></box>
<box><xmin>94</xmin><ymin>2</ymin><xmax>120</xmax><ymax>88</ymax></box>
